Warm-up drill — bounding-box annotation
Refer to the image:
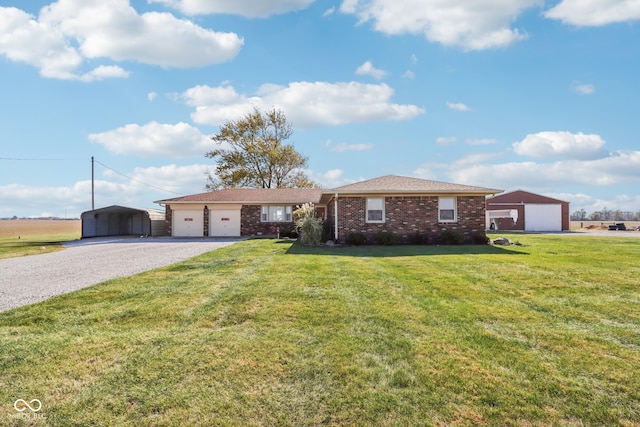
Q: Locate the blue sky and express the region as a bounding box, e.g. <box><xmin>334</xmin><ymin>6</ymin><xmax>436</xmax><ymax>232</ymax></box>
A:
<box><xmin>1</xmin><ymin>0</ymin><xmax>639</xmax><ymax>218</ymax></box>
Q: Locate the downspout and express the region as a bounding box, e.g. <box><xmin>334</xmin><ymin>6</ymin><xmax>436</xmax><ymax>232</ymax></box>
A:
<box><xmin>334</xmin><ymin>193</ymin><xmax>339</xmax><ymax>241</ymax></box>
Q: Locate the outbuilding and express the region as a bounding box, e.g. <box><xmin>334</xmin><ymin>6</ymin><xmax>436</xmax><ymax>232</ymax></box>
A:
<box><xmin>81</xmin><ymin>205</ymin><xmax>167</xmax><ymax>238</ymax></box>
<box><xmin>486</xmin><ymin>190</ymin><xmax>570</xmax><ymax>232</ymax></box>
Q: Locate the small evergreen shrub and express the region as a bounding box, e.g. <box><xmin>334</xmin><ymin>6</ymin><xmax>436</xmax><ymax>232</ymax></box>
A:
<box><xmin>471</xmin><ymin>232</ymin><xmax>489</xmax><ymax>245</ymax></box>
<box><xmin>345</xmin><ymin>232</ymin><xmax>367</xmax><ymax>246</ymax></box>
<box><xmin>439</xmin><ymin>229</ymin><xmax>465</xmax><ymax>245</ymax></box>
<box><xmin>409</xmin><ymin>233</ymin><xmax>428</xmax><ymax>245</ymax></box>
<box><xmin>322</xmin><ymin>221</ymin><xmax>333</xmax><ymax>243</ymax></box>
<box><xmin>279</xmin><ymin>228</ymin><xmax>298</xmax><ymax>239</ymax></box>
<box><xmin>375</xmin><ymin>231</ymin><xmax>399</xmax><ymax>246</ymax></box>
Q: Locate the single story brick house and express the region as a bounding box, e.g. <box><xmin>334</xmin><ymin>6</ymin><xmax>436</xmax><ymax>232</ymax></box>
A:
<box><xmin>155</xmin><ymin>175</ymin><xmax>502</xmax><ymax>242</ymax></box>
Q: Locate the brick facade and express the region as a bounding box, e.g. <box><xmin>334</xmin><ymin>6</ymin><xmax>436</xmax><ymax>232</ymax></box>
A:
<box><xmin>327</xmin><ymin>195</ymin><xmax>487</xmax><ymax>243</ymax></box>
<box><xmin>165</xmin><ymin>205</ymin><xmax>172</xmax><ymax>236</ymax></box>
<box><xmin>203</xmin><ymin>206</ymin><xmax>209</xmax><ymax>236</ymax></box>
<box><xmin>240</xmin><ymin>205</ymin><xmax>295</xmax><ymax>236</ymax></box>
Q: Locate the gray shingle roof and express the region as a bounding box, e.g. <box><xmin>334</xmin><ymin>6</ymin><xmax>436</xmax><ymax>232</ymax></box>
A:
<box><xmin>156</xmin><ymin>175</ymin><xmax>502</xmax><ymax>205</ymax></box>
<box><xmin>331</xmin><ymin>175</ymin><xmax>502</xmax><ymax>195</ymax></box>
<box><xmin>157</xmin><ymin>188</ymin><xmax>323</xmax><ymax>204</ymax></box>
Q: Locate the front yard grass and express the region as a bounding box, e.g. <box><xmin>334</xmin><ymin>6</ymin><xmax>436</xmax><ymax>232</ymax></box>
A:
<box><xmin>0</xmin><ymin>234</ymin><xmax>79</xmax><ymax>260</ymax></box>
<box><xmin>1</xmin><ymin>235</ymin><xmax>639</xmax><ymax>425</ymax></box>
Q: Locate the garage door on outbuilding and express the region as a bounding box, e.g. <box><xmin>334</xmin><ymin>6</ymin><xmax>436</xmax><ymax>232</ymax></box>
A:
<box><xmin>486</xmin><ymin>190</ymin><xmax>570</xmax><ymax>232</ymax></box>
<box><xmin>524</xmin><ymin>204</ymin><xmax>562</xmax><ymax>232</ymax></box>
<box><xmin>81</xmin><ymin>205</ymin><xmax>166</xmax><ymax>238</ymax></box>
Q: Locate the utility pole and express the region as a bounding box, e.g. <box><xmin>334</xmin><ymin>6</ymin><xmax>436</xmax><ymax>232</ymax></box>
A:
<box><xmin>91</xmin><ymin>156</ymin><xmax>95</xmax><ymax>210</ymax></box>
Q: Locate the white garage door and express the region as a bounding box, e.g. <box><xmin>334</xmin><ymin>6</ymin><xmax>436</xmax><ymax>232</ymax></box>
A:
<box><xmin>210</xmin><ymin>210</ymin><xmax>241</xmax><ymax>237</ymax></box>
<box><xmin>173</xmin><ymin>210</ymin><xmax>204</xmax><ymax>237</ymax></box>
<box><xmin>525</xmin><ymin>204</ymin><xmax>561</xmax><ymax>232</ymax></box>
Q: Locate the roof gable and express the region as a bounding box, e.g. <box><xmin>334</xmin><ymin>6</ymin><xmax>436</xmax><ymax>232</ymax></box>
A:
<box><xmin>487</xmin><ymin>190</ymin><xmax>568</xmax><ymax>205</ymax></box>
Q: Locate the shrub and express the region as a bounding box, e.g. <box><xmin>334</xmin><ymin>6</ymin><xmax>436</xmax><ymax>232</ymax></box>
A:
<box><xmin>345</xmin><ymin>232</ymin><xmax>367</xmax><ymax>246</ymax></box>
<box><xmin>322</xmin><ymin>221</ymin><xmax>333</xmax><ymax>243</ymax></box>
<box><xmin>471</xmin><ymin>232</ymin><xmax>489</xmax><ymax>245</ymax></box>
<box><xmin>279</xmin><ymin>228</ymin><xmax>298</xmax><ymax>239</ymax></box>
<box><xmin>294</xmin><ymin>203</ymin><xmax>323</xmax><ymax>246</ymax></box>
<box><xmin>375</xmin><ymin>231</ymin><xmax>399</xmax><ymax>246</ymax></box>
<box><xmin>439</xmin><ymin>229</ymin><xmax>465</xmax><ymax>245</ymax></box>
<box><xmin>409</xmin><ymin>233</ymin><xmax>428</xmax><ymax>245</ymax></box>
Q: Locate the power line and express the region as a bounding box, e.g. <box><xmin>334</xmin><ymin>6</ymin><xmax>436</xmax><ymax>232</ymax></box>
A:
<box><xmin>93</xmin><ymin>159</ymin><xmax>183</xmax><ymax>196</ymax></box>
<box><xmin>0</xmin><ymin>157</ymin><xmax>77</xmax><ymax>161</ymax></box>
<box><xmin>2</xmin><ymin>155</ymin><xmax>184</xmax><ymax>196</ymax></box>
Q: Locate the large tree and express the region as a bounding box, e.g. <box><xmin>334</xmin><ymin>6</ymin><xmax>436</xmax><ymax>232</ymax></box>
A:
<box><xmin>205</xmin><ymin>107</ymin><xmax>316</xmax><ymax>189</ymax></box>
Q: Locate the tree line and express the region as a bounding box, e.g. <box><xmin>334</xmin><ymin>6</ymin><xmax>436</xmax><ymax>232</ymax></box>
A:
<box><xmin>571</xmin><ymin>208</ymin><xmax>640</xmax><ymax>221</ymax></box>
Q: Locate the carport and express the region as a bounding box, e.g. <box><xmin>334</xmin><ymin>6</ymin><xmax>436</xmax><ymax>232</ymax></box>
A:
<box><xmin>81</xmin><ymin>205</ymin><xmax>166</xmax><ymax>238</ymax></box>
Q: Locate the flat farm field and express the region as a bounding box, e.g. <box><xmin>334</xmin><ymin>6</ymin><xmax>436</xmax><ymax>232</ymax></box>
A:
<box><xmin>0</xmin><ymin>219</ymin><xmax>81</xmax><ymax>259</ymax></box>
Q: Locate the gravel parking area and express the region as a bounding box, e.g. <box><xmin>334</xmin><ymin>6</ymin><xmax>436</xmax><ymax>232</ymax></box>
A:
<box><xmin>0</xmin><ymin>237</ymin><xmax>242</xmax><ymax>313</ymax></box>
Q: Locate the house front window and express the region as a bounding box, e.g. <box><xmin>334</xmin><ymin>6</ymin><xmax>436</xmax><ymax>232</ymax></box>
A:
<box><xmin>261</xmin><ymin>205</ymin><xmax>292</xmax><ymax>222</ymax></box>
<box><xmin>439</xmin><ymin>197</ymin><xmax>457</xmax><ymax>222</ymax></box>
<box><xmin>366</xmin><ymin>197</ymin><xmax>385</xmax><ymax>223</ymax></box>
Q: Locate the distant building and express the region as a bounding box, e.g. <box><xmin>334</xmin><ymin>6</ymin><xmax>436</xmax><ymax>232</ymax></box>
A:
<box><xmin>486</xmin><ymin>190</ymin><xmax>570</xmax><ymax>232</ymax></box>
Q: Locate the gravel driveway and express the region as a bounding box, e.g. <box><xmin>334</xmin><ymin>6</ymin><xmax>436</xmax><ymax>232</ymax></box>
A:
<box><xmin>0</xmin><ymin>237</ymin><xmax>242</xmax><ymax>313</ymax></box>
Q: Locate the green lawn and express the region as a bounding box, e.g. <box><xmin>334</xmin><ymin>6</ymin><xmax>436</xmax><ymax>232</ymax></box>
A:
<box><xmin>0</xmin><ymin>234</ymin><xmax>80</xmax><ymax>260</ymax></box>
<box><xmin>1</xmin><ymin>236</ymin><xmax>639</xmax><ymax>426</ymax></box>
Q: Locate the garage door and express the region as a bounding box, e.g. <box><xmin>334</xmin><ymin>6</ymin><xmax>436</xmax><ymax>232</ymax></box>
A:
<box><xmin>525</xmin><ymin>204</ymin><xmax>561</xmax><ymax>232</ymax></box>
<box><xmin>173</xmin><ymin>210</ymin><xmax>204</xmax><ymax>237</ymax></box>
<box><xmin>210</xmin><ymin>210</ymin><xmax>241</xmax><ymax>237</ymax></box>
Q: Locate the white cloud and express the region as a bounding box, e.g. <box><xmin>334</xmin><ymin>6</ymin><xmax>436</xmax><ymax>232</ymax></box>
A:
<box><xmin>544</xmin><ymin>0</ymin><xmax>640</xmax><ymax>26</ymax></box>
<box><xmin>513</xmin><ymin>131</ymin><xmax>608</xmax><ymax>160</ymax></box>
<box><xmin>79</xmin><ymin>65</ymin><xmax>130</xmax><ymax>82</ymax></box>
<box><xmin>148</xmin><ymin>92</ymin><xmax>158</xmax><ymax>102</ymax></box>
<box><xmin>184</xmin><ymin>81</ymin><xmax>425</xmax><ymax>128</ymax></box>
<box><xmin>340</xmin><ymin>0</ymin><xmax>540</xmax><ymax>50</ymax></box>
<box><xmin>355</xmin><ymin>60</ymin><xmax>388</xmax><ymax>80</ymax></box>
<box><xmin>0</xmin><ymin>6</ymin><xmax>82</xmax><ymax>80</ymax></box>
<box><xmin>327</xmin><ymin>141</ymin><xmax>374</xmax><ymax>152</ymax></box>
<box><xmin>453</xmin><ymin>152</ymin><xmax>503</xmax><ymax>166</ymax></box>
<box><xmin>307</xmin><ymin>168</ymin><xmax>351</xmax><ymax>188</ymax></box>
<box><xmin>403</xmin><ymin>70</ymin><xmax>415</xmax><ymax>79</ymax></box>
<box><xmin>323</xmin><ymin>7</ymin><xmax>336</xmax><ymax>17</ymax></box>
<box><xmin>0</xmin><ymin>163</ymin><xmax>211</xmax><ymax>217</ymax></box>
<box><xmin>0</xmin><ymin>2</ymin><xmax>243</xmax><ymax>80</ymax></box>
<box><xmin>149</xmin><ymin>0</ymin><xmax>316</xmax><ymax>18</ymax></box>
<box><xmin>412</xmin><ymin>166</ymin><xmax>437</xmax><ymax>180</ymax></box>
<box><xmin>571</xmin><ymin>81</ymin><xmax>595</xmax><ymax>95</ymax></box>
<box><xmin>446</xmin><ymin>102</ymin><xmax>471</xmax><ymax>112</ymax></box>
<box><xmin>555</xmin><ymin>192</ymin><xmax>640</xmax><ymax>214</ymax></box>
<box><xmin>89</xmin><ymin>122</ymin><xmax>211</xmax><ymax>157</ymax></box>
<box><xmin>447</xmin><ymin>150</ymin><xmax>640</xmax><ymax>193</ymax></box>
<box><xmin>130</xmin><ymin>164</ymin><xmax>211</xmax><ymax>194</ymax></box>
<box><xmin>436</xmin><ymin>136</ymin><xmax>456</xmax><ymax>146</ymax></box>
